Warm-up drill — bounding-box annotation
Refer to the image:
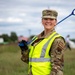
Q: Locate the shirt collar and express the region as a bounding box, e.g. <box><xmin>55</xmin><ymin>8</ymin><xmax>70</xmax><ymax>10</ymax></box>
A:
<box><xmin>38</xmin><ymin>29</ymin><xmax>56</xmax><ymax>38</ymax></box>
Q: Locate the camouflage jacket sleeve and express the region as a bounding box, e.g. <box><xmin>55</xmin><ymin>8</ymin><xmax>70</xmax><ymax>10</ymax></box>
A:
<box><xmin>21</xmin><ymin>50</ymin><xmax>29</xmax><ymax>63</ymax></box>
<box><xmin>50</xmin><ymin>37</ymin><xmax>66</xmax><ymax>75</ymax></box>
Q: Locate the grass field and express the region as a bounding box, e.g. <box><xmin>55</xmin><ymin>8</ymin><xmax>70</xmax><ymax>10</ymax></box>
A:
<box><xmin>0</xmin><ymin>44</ymin><xmax>75</xmax><ymax>75</ymax></box>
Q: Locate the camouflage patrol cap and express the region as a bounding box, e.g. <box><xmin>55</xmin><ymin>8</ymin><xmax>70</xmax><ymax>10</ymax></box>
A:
<box><xmin>42</xmin><ymin>9</ymin><xmax>58</xmax><ymax>19</ymax></box>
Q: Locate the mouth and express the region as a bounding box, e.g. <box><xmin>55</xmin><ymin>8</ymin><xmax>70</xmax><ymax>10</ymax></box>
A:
<box><xmin>45</xmin><ymin>23</ymin><xmax>52</xmax><ymax>26</ymax></box>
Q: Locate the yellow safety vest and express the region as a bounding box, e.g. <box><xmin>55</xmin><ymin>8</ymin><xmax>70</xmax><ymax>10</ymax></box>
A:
<box><xmin>29</xmin><ymin>32</ymin><xmax>61</xmax><ymax>75</ymax></box>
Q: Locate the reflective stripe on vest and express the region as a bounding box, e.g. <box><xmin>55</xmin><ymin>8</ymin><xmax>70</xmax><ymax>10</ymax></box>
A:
<box><xmin>29</xmin><ymin>32</ymin><xmax>60</xmax><ymax>62</ymax></box>
<box><xmin>29</xmin><ymin>36</ymin><xmax>37</xmax><ymax>45</ymax></box>
<box><xmin>29</xmin><ymin>58</ymin><xmax>50</xmax><ymax>62</ymax></box>
<box><xmin>40</xmin><ymin>33</ymin><xmax>58</xmax><ymax>57</ymax></box>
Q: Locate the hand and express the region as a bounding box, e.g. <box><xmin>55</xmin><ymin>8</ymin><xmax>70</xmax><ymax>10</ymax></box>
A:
<box><xmin>18</xmin><ymin>40</ymin><xmax>28</xmax><ymax>51</ymax></box>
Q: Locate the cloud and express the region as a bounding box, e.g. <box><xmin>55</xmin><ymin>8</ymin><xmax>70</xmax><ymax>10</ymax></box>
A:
<box><xmin>6</xmin><ymin>17</ymin><xmax>23</xmax><ymax>23</ymax></box>
<box><xmin>0</xmin><ymin>18</ymin><xmax>4</xmax><ymax>22</ymax></box>
<box><xmin>0</xmin><ymin>0</ymin><xmax>75</xmax><ymax>38</ymax></box>
<box><xmin>0</xmin><ymin>17</ymin><xmax>23</xmax><ymax>23</ymax></box>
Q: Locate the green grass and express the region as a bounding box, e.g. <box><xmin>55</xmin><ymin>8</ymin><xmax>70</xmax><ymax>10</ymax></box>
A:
<box><xmin>0</xmin><ymin>44</ymin><xmax>75</xmax><ymax>75</ymax></box>
<box><xmin>0</xmin><ymin>44</ymin><xmax>28</xmax><ymax>75</ymax></box>
<box><xmin>64</xmin><ymin>49</ymin><xmax>75</xmax><ymax>75</ymax></box>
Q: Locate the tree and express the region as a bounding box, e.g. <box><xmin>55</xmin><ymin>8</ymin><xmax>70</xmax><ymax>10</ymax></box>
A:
<box><xmin>10</xmin><ymin>32</ymin><xmax>18</xmax><ymax>42</ymax></box>
<box><xmin>29</xmin><ymin>35</ymin><xmax>35</xmax><ymax>40</ymax></box>
<box><xmin>2</xmin><ymin>34</ymin><xmax>11</xmax><ymax>42</ymax></box>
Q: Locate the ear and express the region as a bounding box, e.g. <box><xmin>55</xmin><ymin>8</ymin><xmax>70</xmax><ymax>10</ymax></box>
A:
<box><xmin>41</xmin><ymin>19</ymin><xmax>44</xmax><ymax>25</ymax></box>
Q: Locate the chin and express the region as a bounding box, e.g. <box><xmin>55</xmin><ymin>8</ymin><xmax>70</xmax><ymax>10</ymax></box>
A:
<box><xmin>45</xmin><ymin>28</ymin><xmax>52</xmax><ymax>30</ymax></box>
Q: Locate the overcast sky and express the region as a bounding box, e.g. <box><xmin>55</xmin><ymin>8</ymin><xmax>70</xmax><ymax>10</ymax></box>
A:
<box><xmin>0</xmin><ymin>0</ymin><xmax>75</xmax><ymax>38</ymax></box>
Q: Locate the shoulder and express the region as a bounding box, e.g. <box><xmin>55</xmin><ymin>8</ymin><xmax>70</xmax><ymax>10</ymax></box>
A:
<box><xmin>51</xmin><ymin>37</ymin><xmax>66</xmax><ymax>50</ymax></box>
<box><xmin>54</xmin><ymin>37</ymin><xmax>65</xmax><ymax>43</ymax></box>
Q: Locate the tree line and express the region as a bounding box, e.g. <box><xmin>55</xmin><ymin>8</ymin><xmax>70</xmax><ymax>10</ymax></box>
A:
<box><xmin>0</xmin><ymin>32</ymin><xmax>18</xmax><ymax>43</ymax></box>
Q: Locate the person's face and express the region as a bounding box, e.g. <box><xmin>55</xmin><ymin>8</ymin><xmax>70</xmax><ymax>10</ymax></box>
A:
<box><xmin>42</xmin><ymin>18</ymin><xmax>57</xmax><ymax>30</ymax></box>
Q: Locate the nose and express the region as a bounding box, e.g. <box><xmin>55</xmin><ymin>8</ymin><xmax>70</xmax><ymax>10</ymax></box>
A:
<box><xmin>46</xmin><ymin>19</ymin><xmax>51</xmax><ymax>22</ymax></box>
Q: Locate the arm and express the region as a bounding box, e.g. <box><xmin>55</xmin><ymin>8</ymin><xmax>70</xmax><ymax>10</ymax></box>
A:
<box><xmin>21</xmin><ymin>50</ymin><xmax>29</xmax><ymax>63</ymax></box>
<box><xmin>50</xmin><ymin>37</ymin><xmax>66</xmax><ymax>75</ymax></box>
<box><xmin>18</xmin><ymin>40</ymin><xmax>29</xmax><ymax>63</ymax></box>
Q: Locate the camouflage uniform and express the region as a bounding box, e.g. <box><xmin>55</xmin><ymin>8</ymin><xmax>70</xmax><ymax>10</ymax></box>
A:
<box><xmin>21</xmin><ymin>9</ymin><xmax>66</xmax><ymax>75</ymax></box>
<box><xmin>21</xmin><ymin>29</ymin><xmax>65</xmax><ymax>75</ymax></box>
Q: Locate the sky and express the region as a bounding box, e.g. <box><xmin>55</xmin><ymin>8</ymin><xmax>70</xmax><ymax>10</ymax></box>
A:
<box><xmin>0</xmin><ymin>0</ymin><xmax>75</xmax><ymax>39</ymax></box>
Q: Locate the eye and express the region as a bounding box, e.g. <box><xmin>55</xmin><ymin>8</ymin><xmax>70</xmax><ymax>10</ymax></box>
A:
<box><xmin>43</xmin><ymin>18</ymin><xmax>55</xmax><ymax>21</ymax></box>
<box><xmin>43</xmin><ymin>18</ymin><xmax>48</xmax><ymax>20</ymax></box>
<box><xmin>50</xmin><ymin>18</ymin><xmax>54</xmax><ymax>20</ymax></box>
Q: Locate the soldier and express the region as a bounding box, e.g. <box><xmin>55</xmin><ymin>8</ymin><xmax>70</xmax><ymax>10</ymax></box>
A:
<box><xmin>65</xmin><ymin>35</ymin><xmax>71</xmax><ymax>50</ymax></box>
<box><xmin>19</xmin><ymin>9</ymin><xmax>66</xmax><ymax>75</ymax></box>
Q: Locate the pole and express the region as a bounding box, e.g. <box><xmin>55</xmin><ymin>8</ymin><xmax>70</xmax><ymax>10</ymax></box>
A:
<box><xmin>57</xmin><ymin>9</ymin><xmax>75</xmax><ymax>25</ymax></box>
